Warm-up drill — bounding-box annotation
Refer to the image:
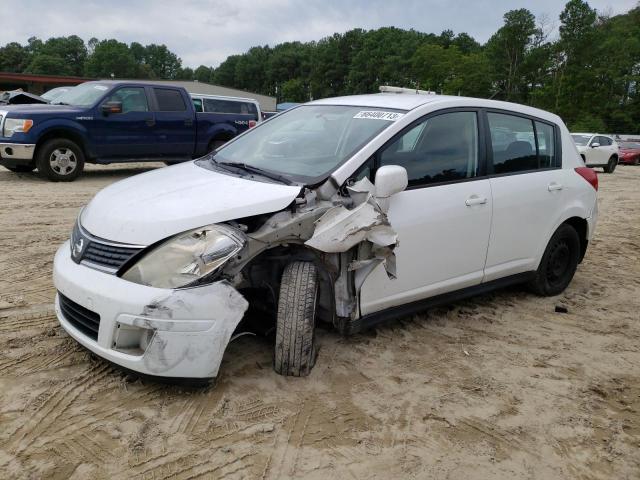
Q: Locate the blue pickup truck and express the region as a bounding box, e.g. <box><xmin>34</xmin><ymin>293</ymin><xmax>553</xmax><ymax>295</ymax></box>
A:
<box><xmin>0</xmin><ymin>81</ymin><xmax>260</xmax><ymax>181</ymax></box>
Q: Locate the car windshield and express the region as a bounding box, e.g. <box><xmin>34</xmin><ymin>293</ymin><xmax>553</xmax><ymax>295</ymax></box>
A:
<box><xmin>42</xmin><ymin>87</ymin><xmax>71</xmax><ymax>101</ymax></box>
<box><xmin>210</xmin><ymin>105</ymin><xmax>405</xmax><ymax>183</ymax></box>
<box><xmin>571</xmin><ymin>134</ymin><xmax>592</xmax><ymax>146</ymax></box>
<box><xmin>620</xmin><ymin>142</ymin><xmax>640</xmax><ymax>149</ymax></box>
<box><xmin>50</xmin><ymin>83</ymin><xmax>109</xmax><ymax>107</ymax></box>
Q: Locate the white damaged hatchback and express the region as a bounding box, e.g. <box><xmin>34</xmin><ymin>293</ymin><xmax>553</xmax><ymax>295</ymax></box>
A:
<box><xmin>53</xmin><ymin>90</ymin><xmax>599</xmax><ymax>379</ymax></box>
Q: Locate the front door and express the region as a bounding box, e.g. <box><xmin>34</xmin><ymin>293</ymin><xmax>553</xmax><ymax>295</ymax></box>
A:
<box><xmin>359</xmin><ymin>110</ymin><xmax>493</xmax><ymax>316</ymax></box>
<box><xmin>93</xmin><ymin>86</ymin><xmax>157</xmax><ymax>158</ymax></box>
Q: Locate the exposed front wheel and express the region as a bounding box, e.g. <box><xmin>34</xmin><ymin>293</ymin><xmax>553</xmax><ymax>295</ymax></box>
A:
<box><xmin>274</xmin><ymin>261</ymin><xmax>319</xmax><ymax>377</ymax></box>
<box><xmin>36</xmin><ymin>139</ymin><xmax>85</xmax><ymax>182</ymax></box>
<box><xmin>529</xmin><ymin>224</ymin><xmax>581</xmax><ymax>296</ymax></box>
<box><xmin>604</xmin><ymin>156</ymin><xmax>617</xmax><ymax>173</ymax></box>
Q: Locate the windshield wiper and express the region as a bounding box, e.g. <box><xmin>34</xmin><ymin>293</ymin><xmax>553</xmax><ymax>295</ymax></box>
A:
<box><xmin>52</xmin><ymin>101</ymin><xmax>70</xmax><ymax>105</ymax></box>
<box><xmin>216</xmin><ymin>161</ymin><xmax>294</xmax><ymax>185</ymax></box>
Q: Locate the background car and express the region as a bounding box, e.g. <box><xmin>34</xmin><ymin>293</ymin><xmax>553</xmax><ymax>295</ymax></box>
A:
<box><xmin>618</xmin><ymin>141</ymin><xmax>640</xmax><ymax>165</ymax></box>
<box><xmin>571</xmin><ymin>133</ymin><xmax>619</xmax><ymax>173</ymax></box>
<box><xmin>41</xmin><ymin>86</ymin><xmax>73</xmax><ymax>102</ymax></box>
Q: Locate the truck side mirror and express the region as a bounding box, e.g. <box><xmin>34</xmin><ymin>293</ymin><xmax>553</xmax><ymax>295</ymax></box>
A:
<box><xmin>374</xmin><ymin>165</ymin><xmax>408</xmax><ymax>213</ymax></box>
<box><xmin>101</xmin><ymin>101</ymin><xmax>122</xmax><ymax>115</ymax></box>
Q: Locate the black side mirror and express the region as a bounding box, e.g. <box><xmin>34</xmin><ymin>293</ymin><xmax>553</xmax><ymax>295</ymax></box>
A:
<box><xmin>101</xmin><ymin>101</ymin><xmax>122</xmax><ymax>115</ymax></box>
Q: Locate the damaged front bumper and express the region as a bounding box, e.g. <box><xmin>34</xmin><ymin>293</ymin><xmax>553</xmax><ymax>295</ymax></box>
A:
<box><xmin>53</xmin><ymin>241</ymin><xmax>248</xmax><ymax>379</ymax></box>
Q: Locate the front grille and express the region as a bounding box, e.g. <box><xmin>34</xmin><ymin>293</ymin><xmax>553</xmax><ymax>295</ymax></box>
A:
<box><xmin>82</xmin><ymin>241</ymin><xmax>142</xmax><ymax>270</ymax></box>
<box><xmin>58</xmin><ymin>293</ymin><xmax>101</xmax><ymax>341</ymax></box>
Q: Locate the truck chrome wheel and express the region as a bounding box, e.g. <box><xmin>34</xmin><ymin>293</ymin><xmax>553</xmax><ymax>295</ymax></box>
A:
<box><xmin>49</xmin><ymin>148</ymin><xmax>78</xmax><ymax>175</ymax></box>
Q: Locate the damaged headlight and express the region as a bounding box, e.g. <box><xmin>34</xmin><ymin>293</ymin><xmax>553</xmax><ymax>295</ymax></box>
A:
<box><xmin>121</xmin><ymin>224</ymin><xmax>245</xmax><ymax>289</ymax></box>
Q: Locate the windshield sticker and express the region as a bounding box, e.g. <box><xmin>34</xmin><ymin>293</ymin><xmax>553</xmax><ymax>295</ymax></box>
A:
<box><xmin>94</xmin><ymin>85</ymin><xmax>108</xmax><ymax>91</ymax></box>
<box><xmin>353</xmin><ymin>110</ymin><xmax>404</xmax><ymax>121</ymax></box>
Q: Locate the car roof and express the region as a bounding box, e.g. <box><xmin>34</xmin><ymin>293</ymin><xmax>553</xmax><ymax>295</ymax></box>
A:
<box><xmin>309</xmin><ymin>93</ymin><xmax>561</xmax><ymax>121</ymax></box>
<box><xmin>309</xmin><ymin>93</ymin><xmax>446</xmax><ymax>110</ymax></box>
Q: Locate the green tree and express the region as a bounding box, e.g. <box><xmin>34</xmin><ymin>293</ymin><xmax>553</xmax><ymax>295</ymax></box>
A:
<box><xmin>194</xmin><ymin>65</ymin><xmax>212</xmax><ymax>83</ymax></box>
<box><xmin>84</xmin><ymin>39</ymin><xmax>138</xmax><ymax>78</ymax></box>
<box><xmin>143</xmin><ymin>44</ymin><xmax>181</xmax><ymax>79</ymax></box>
<box><xmin>485</xmin><ymin>8</ymin><xmax>539</xmax><ymax>102</ymax></box>
<box><xmin>0</xmin><ymin>42</ymin><xmax>29</xmax><ymax>72</ymax></box>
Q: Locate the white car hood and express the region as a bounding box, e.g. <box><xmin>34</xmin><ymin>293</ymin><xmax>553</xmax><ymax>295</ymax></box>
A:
<box><xmin>81</xmin><ymin>161</ymin><xmax>301</xmax><ymax>245</ymax></box>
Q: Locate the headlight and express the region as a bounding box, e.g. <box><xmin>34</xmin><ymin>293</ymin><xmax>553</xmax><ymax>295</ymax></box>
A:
<box><xmin>121</xmin><ymin>224</ymin><xmax>245</xmax><ymax>289</ymax></box>
<box><xmin>3</xmin><ymin>118</ymin><xmax>34</xmax><ymax>137</ymax></box>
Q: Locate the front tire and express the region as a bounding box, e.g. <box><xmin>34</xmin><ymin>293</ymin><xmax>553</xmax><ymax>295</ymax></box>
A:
<box><xmin>36</xmin><ymin>138</ymin><xmax>85</xmax><ymax>182</ymax></box>
<box><xmin>529</xmin><ymin>224</ymin><xmax>581</xmax><ymax>296</ymax></box>
<box><xmin>604</xmin><ymin>156</ymin><xmax>617</xmax><ymax>173</ymax></box>
<box><xmin>274</xmin><ymin>261</ymin><xmax>319</xmax><ymax>377</ymax></box>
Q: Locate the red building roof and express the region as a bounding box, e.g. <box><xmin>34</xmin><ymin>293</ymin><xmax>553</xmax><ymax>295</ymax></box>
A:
<box><xmin>0</xmin><ymin>72</ymin><xmax>92</xmax><ymax>85</ymax></box>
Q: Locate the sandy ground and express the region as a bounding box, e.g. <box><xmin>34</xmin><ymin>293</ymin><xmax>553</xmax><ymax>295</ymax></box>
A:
<box><xmin>0</xmin><ymin>163</ymin><xmax>639</xmax><ymax>480</ymax></box>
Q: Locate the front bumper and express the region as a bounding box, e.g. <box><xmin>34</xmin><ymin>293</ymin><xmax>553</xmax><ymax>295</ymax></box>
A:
<box><xmin>53</xmin><ymin>241</ymin><xmax>249</xmax><ymax>378</ymax></box>
<box><xmin>0</xmin><ymin>142</ymin><xmax>35</xmax><ymax>166</ymax></box>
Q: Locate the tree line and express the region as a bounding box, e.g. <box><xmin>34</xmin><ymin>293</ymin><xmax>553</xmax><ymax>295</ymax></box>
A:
<box><xmin>0</xmin><ymin>0</ymin><xmax>638</xmax><ymax>132</ymax></box>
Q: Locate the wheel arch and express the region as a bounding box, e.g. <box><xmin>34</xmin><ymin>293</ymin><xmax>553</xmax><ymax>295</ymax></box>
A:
<box><xmin>35</xmin><ymin>128</ymin><xmax>89</xmax><ymax>161</ymax></box>
<box><xmin>562</xmin><ymin>216</ymin><xmax>589</xmax><ymax>263</ymax></box>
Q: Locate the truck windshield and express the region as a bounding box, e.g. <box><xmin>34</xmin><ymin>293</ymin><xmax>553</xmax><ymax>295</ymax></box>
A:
<box><xmin>51</xmin><ymin>83</ymin><xmax>110</xmax><ymax>107</ymax></box>
<box><xmin>211</xmin><ymin>105</ymin><xmax>405</xmax><ymax>183</ymax></box>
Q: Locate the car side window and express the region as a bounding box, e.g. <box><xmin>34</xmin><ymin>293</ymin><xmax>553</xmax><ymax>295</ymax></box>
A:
<box><xmin>601</xmin><ymin>136</ymin><xmax>612</xmax><ymax>146</ymax></box>
<box><xmin>153</xmin><ymin>88</ymin><xmax>187</xmax><ymax>112</ymax></box>
<box><xmin>488</xmin><ymin>113</ymin><xmax>538</xmax><ymax>173</ymax></box>
<box><xmin>204</xmin><ymin>99</ymin><xmax>259</xmax><ymax>121</ymax></box>
<box><xmin>535</xmin><ymin>121</ymin><xmax>555</xmax><ymax>168</ymax></box>
<box><xmin>192</xmin><ymin>98</ymin><xmax>203</xmax><ymax>113</ymax></box>
<box><xmin>379</xmin><ymin>111</ymin><xmax>479</xmax><ymax>188</ymax></box>
<box><xmin>106</xmin><ymin>87</ymin><xmax>148</xmax><ymax>113</ymax></box>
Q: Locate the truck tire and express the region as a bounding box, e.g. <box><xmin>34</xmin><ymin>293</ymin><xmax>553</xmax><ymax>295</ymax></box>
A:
<box><xmin>208</xmin><ymin>139</ymin><xmax>227</xmax><ymax>153</ymax></box>
<box><xmin>274</xmin><ymin>261</ymin><xmax>319</xmax><ymax>377</ymax></box>
<box><xmin>604</xmin><ymin>156</ymin><xmax>617</xmax><ymax>174</ymax></box>
<box><xmin>36</xmin><ymin>138</ymin><xmax>85</xmax><ymax>182</ymax></box>
<box><xmin>528</xmin><ymin>224</ymin><xmax>580</xmax><ymax>296</ymax></box>
<box><xmin>5</xmin><ymin>165</ymin><xmax>35</xmax><ymax>173</ymax></box>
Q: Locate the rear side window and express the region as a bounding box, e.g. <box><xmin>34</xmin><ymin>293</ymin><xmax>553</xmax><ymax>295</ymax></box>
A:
<box><xmin>535</xmin><ymin>121</ymin><xmax>555</xmax><ymax>168</ymax></box>
<box><xmin>379</xmin><ymin>111</ymin><xmax>479</xmax><ymax>187</ymax></box>
<box><xmin>153</xmin><ymin>88</ymin><xmax>186</xmax><ymax>111</ymax></box>
<box><xmin>203</xmin><ymin>98</ymin><xmax>259</xmax><ymax>120</ymax></box>
<box><xmin>488</xmin><ymin>113</ymin><xmax>557</xmax><ymax>173</ymax></box>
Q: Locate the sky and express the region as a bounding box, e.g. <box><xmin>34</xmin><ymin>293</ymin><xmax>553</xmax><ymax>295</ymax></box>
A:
<box><xmin>5</xmin><ymin>0</ymin><xmax>638</xmax><ymax>68</ymax></box>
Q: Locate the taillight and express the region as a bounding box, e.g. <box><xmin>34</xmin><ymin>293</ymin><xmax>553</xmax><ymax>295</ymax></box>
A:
<box><xmin>248</xmin><ymin>120</ymin><xmax>257</xmax><ymax>128</ymax></box>
<box><xmin>575</xmin><ymin>167</ymin><xmax>598</xmax><ymax>191</ymax></box>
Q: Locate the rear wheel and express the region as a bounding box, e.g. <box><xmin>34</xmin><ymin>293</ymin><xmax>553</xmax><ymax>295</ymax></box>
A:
<box><xmin>208</xmin><ymin>139</ymin><xmax>227</xmax><ymax>153</ymax></box>
<box><xmin>36</xmin><ymin>138</ymin><xmax>84</xmax><ymax>182</ymax></box>
<box><xmin>5</xmin><ymin>165</ymin><xmax>35</xmax><ymax>173</ymax></box>
<box><xmin>604</xmin><ymin>156</ymin><xmax>617</xmax><ymax>173</ymax></box>
<box><xmin>274</xmin><ymin>261</ymin><xmax>319</xmax><ymax>377</ymax></box>
<box><xmin>529</xmin><ymin>224</ymin><xmax>581</xmax><ymax>296</ymax></box>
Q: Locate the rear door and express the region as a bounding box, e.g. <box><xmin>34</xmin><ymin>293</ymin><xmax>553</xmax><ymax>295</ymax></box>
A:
<box><xmin>150</xmin><ymin>87</ymin><xmax>196</xmax><ymax>157</ymax></box>
<box><xmin>483</xmin><ymin>111</ymin><xmax>565</xmax><ymax>281</ymax></box>
<box><xmin>359</xmin><ymin>109</ymin><xmax>493</xmax><ymax>315</ymax></box>
<box><xmin>93</xmin><ymin>86</ymin><xmax>156</xmax><ymax>158</ymax></box>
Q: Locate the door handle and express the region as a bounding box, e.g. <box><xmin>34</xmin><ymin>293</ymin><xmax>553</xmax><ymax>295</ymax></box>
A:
<box><xmin>465</xmin><ymin>195</ymin><xmax>487</xmax><ymax>206</ymax></box>
<box><xmin>548</xmin><ymin>182</ymin><xmax>563</xmax><ymax>191</ymax></box>
<box><xmin>145</xmin><ymin>118</ymin><xmax>155</xmax><ymax>127</ymax></box>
